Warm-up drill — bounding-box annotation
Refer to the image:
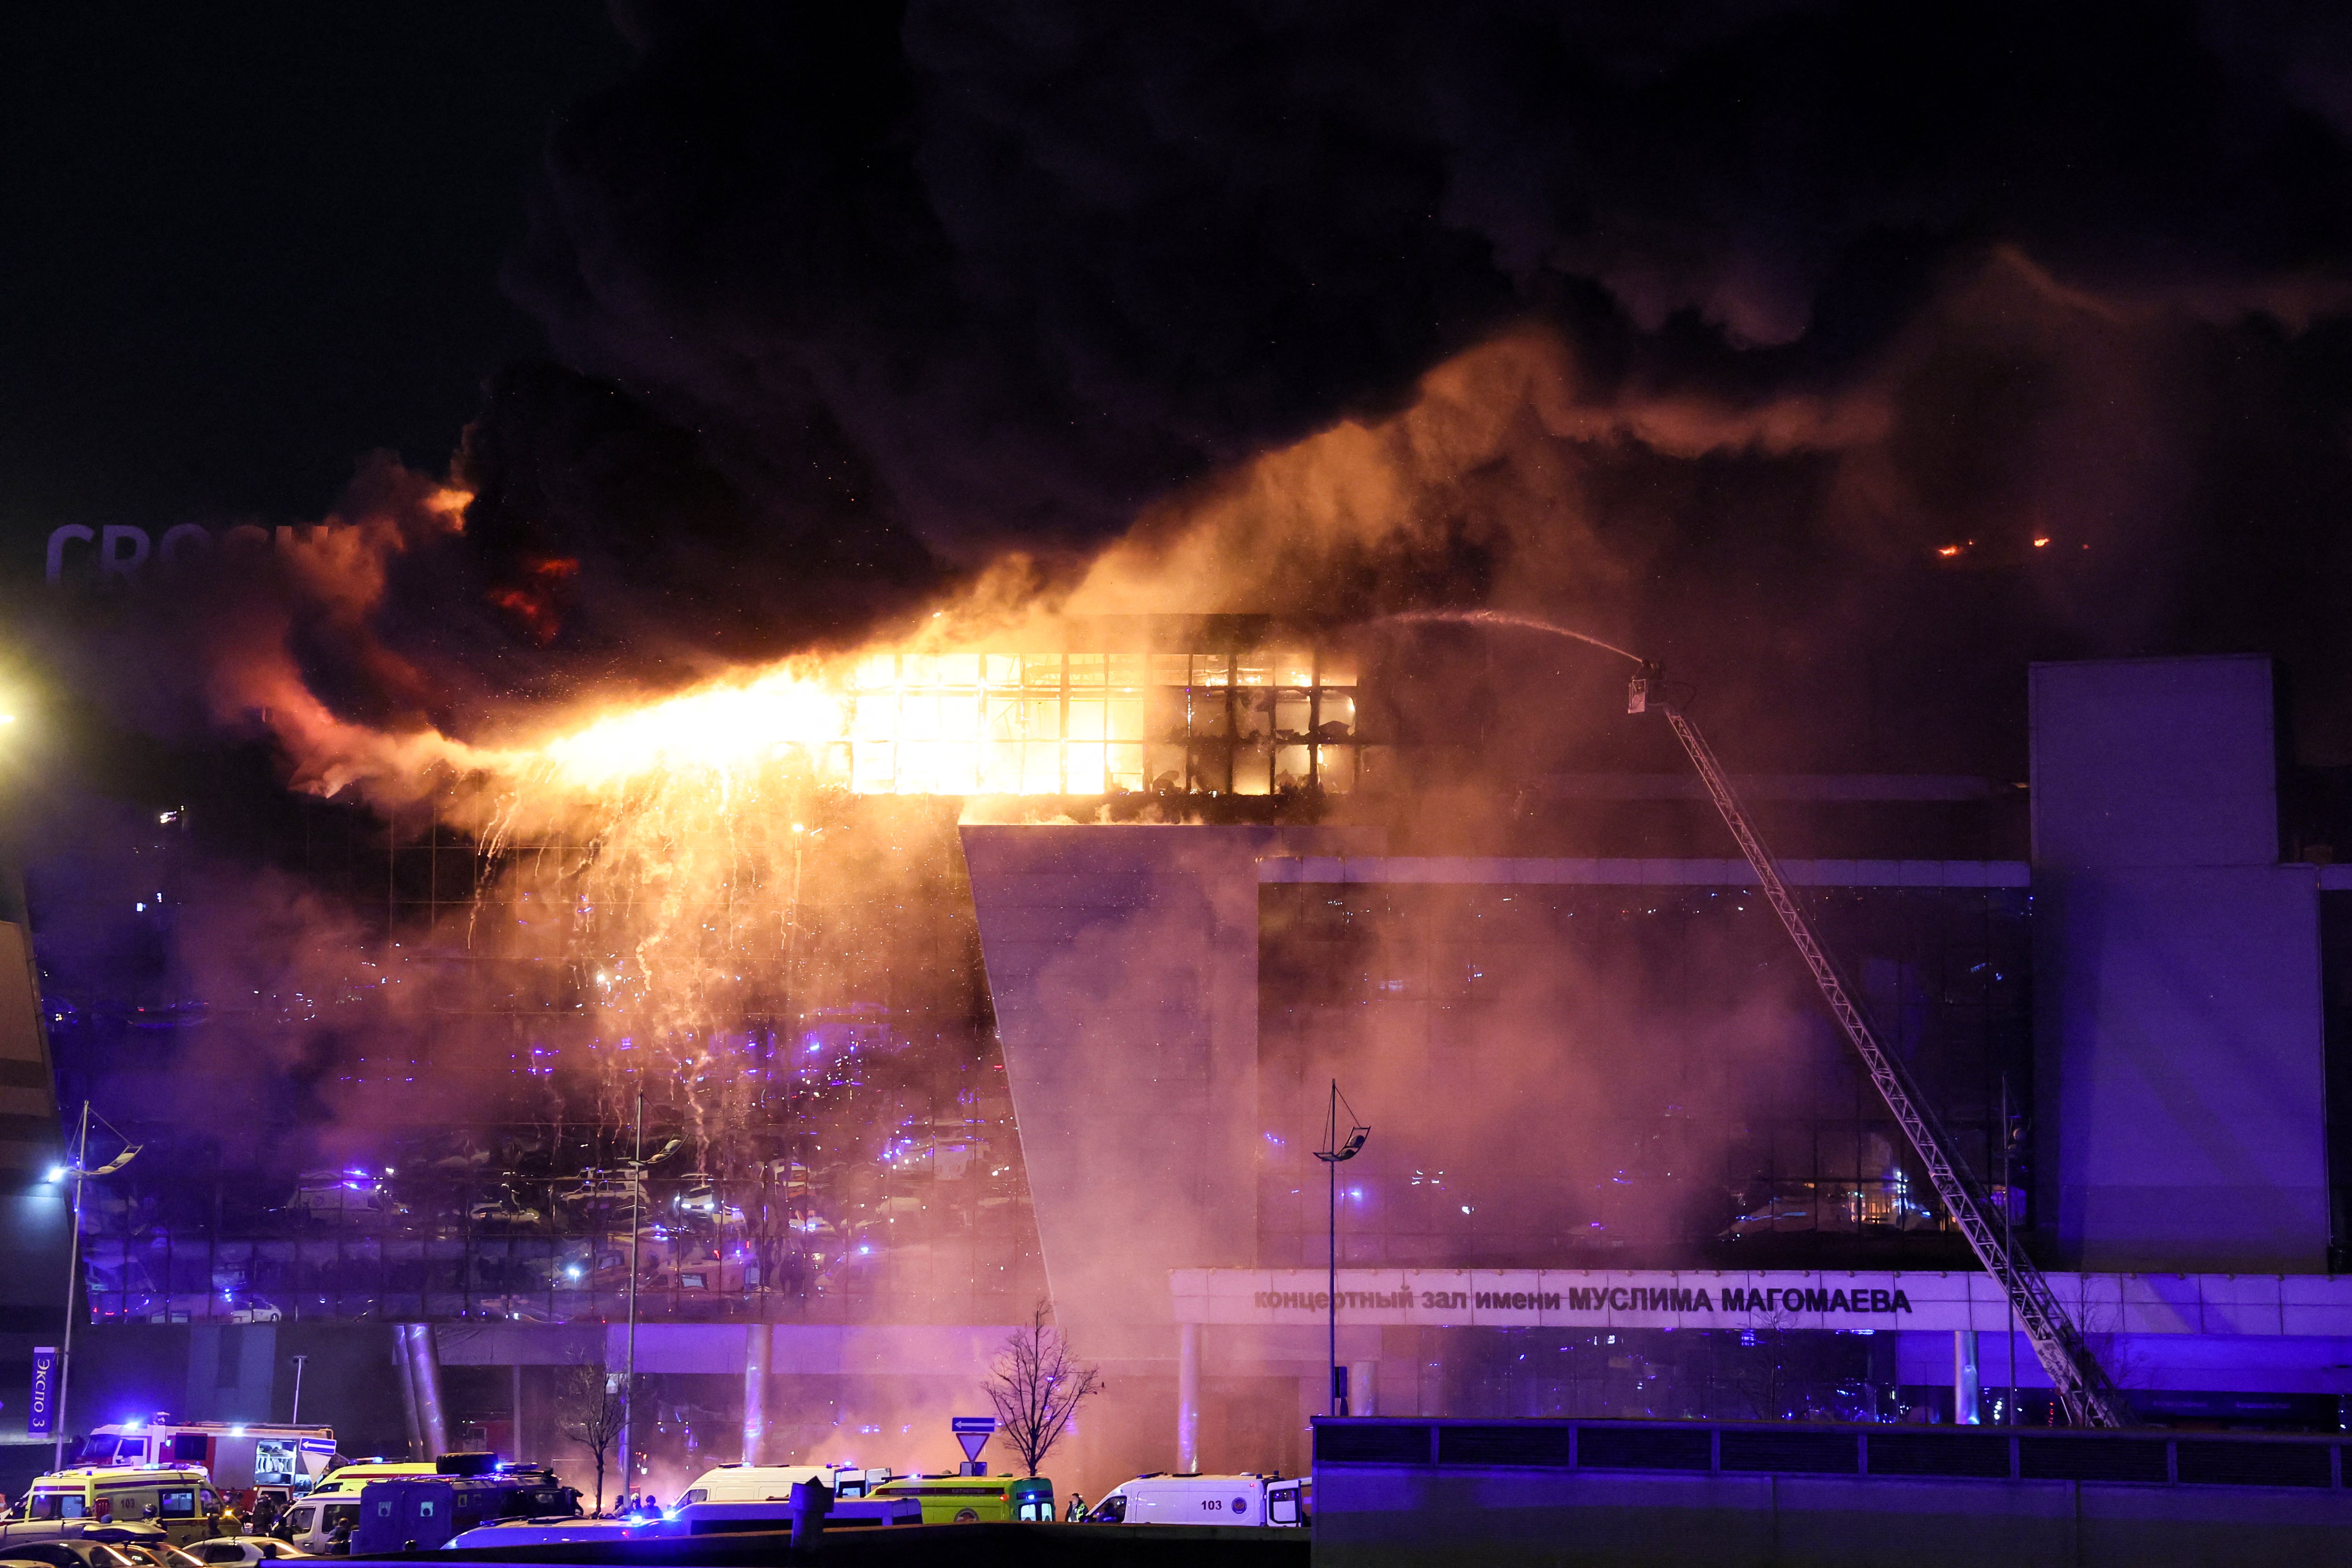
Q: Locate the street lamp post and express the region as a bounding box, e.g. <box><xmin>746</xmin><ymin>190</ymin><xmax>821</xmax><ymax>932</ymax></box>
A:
<box><xmin>51</xmin><ymin>1102</ymin><xmax>138</xmax><ymax>1470</ymax></box>
<box><xmin>290</xmin><ymin>1355</ymin><xmax>308</xmax><ymax>1424</ymax></box>
<box><xmin>621</xmin><ymin>1090</ymin><xmax>643</xmax><ymax>1496</ymax></box>
<box><xmin>1312</xmin><ymin>1081</ymin><xmax>1368</xmax><ymax>1417</ymax></box>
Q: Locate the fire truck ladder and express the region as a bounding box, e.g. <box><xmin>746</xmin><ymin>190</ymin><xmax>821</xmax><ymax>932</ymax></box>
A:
<box><xmin>1634</xmin><ymin>669</ymin><xmax>2131</xmax><ymax>1428</ymax></box>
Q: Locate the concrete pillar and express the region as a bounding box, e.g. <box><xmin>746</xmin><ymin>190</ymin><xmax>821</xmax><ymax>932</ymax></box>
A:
<box><xmin>1176</xmin><ymin>1322</ymin><xmax>1200</xmax><ymax>1474</ymax></box>
<box><xmin>402</xmin><ymin>1324</ymin><xmax>449</xmax><ymax>1458</ymax></box>
<box><xmin>394</xmin><ymin>1330</ymin><xmax>422</xmax><ymax>1459</ymax></box>
<box><xmin>1954</xmin><ymin>1330</ymin><xmax>1980</xmax><ymax>1425</ymax></box>
<box><xmin>743</xmin><ymin>1323</ymin><xmax>771</xmax><ymax>1466</ymax></box>
<box><xmin>1349</xmin><ymin>1358</ymin><xmax>1378</xmax><ymax>1419</ymax></box>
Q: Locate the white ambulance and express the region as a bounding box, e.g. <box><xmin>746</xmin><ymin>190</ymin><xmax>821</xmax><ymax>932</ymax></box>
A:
<box><xmin>677</xmin><ymin>1463</ymin><xmax>894</xmax><ymax>1506</ymax></box>
<box><xmin>1082</xmin><ymin>1473</ymin><xmax>1308</xmax><ymax>1527</ymax></box>
<box><xmin>281</xmin><ymin>1461</ymin><xmax>437</xmax><ymax>1551</ymax></box>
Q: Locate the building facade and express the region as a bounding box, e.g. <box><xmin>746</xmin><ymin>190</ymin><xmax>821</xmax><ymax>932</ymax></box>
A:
<box><xmin>31</xmin><ymin>648</ymin><xmax>2352</xmax><ymax>1499</ymax></box>
<box><xmin>965</xmin><ymin>655</ymin><xmax>2352</xmax><ymax>1486</ymax></box>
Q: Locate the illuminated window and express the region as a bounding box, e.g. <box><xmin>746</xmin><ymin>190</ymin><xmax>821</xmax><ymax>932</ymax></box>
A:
<box><xmin>828</xmin><ymin>635</ymin><xmax>1366</xmax><ymax>797</ymax></box>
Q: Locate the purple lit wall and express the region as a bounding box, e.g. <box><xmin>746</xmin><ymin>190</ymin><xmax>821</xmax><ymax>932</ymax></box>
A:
<box><xmin>2030</xmin><ymin>656</ymin><xmax>2329</xmax><ymax>1270</ymax></box>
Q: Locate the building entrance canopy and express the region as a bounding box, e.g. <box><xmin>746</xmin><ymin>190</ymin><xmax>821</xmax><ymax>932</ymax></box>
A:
<box><xmin>1172</xmin><ymin>1269</ymin><xmax>2352</xmax><ymax>1337</ymax></box>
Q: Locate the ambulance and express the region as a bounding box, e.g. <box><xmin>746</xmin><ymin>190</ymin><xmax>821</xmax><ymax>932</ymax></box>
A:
<box><xmin>15</xmin><ymin>1465</ymin><xmax>226</xmax><ymax>1547</ymax></box>
<box><xmin>867</xmin><ymin>1472</ymin><xmax>1054</xmax><ymax>1523</ymax></box>
<box><xmin>282</xmin><ymin>1462</ymin><xmax>436</xmax><ymax>1552</ymax></box>
<box><xmin>676</xmin><ymin>1463</ymin><xmax>891</xmax><ymax>1506</ymax></box>
<box><xmin>1082</xmin><ymin>1472</ymin><xmax>1308</xmax><ymax>1527</ymax></box>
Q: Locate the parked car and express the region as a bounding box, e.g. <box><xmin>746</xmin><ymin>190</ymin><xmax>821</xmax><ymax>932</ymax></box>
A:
<box><xmin>0</xmin><ymin>1526</ymin><xmax>177</xmax><ymax>1567</ymax></box>
<box><xmin>556</xmin><ymin>1169</ymin><xmax>646</xmax><ymax>1206</ymax></box>
<box><xmin>280</xmin><ymin>1172</ymin><xmax>407</xmax><ymax>1227</ymax></box>
<box><xmin>164</xmin><ymin>1540</ymin><xmax>308</xmax><ymax>1566</ymax></box>
<box><xmin>466</xmin><ymin>1190</ymin><xmax>544</xmax><ymax>1228</ymax></box>
<box><xmin>673</xmin><ymin>1181</ymin><xmax>744</xmax><ymax>1226</ymax></box>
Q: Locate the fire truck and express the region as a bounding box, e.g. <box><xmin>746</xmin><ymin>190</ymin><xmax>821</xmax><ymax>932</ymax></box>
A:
<box><xmin>72</xmin><ymin>1419</ymin><xmax>337</xmax><ymax>1493</ymax></box>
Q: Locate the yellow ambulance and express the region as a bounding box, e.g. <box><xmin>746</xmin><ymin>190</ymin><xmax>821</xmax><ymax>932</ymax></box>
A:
<box><xmin>16</xmin><ymin>1465</ymin><xmax>224</xmax><ymax>1547</ymax></box>
<box><xmin>867</xmin><ymin>1473</ymin><xmax>1053</xmax><ymax>1522</ymax></box>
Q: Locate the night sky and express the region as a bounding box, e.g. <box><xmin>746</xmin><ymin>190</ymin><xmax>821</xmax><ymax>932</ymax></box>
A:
<box><xmin>0</xmin><ymin>5</ymin><xmax>627</xmax><ymax>537</ymax></box>
<box><xmin>11</xmin><ymin>2</ymin><xmax>2352</xmax><ymax>768</ymax></box>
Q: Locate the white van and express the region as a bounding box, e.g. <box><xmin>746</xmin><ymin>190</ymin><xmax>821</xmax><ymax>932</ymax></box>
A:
<box><xmin>281</xmin><ymin>1463</ymin><xmax>432</xmax><ymax>1552</ymax></box>
<box><xmin>658</xmin><ymin>1466</ymin><xmax>919</xmax><ymax>1535</ymax></box>
<box><xmin>677</xmin><ymin>1464</ymin><xmax>829</xmax><ymax>1507</ymax></box>
<box><xmin>1082</xmin><ymin>1473</ymin><xmax>1308</xmax><ymax>1527</ymax></box>
<box><xmin>677</xmin><ymin>1464</ymin><xmax>888</xmax><ymax>1506</ymax></box>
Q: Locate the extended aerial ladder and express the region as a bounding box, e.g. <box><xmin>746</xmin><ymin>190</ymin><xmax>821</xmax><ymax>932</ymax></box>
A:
<box><xmin>1628</xmin><ymin>664</ymin><xmax>2132</xmax><ymax>1428</ymax></box>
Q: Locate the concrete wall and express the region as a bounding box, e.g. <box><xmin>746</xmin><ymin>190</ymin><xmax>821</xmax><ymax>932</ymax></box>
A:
<box><xmin>2030</xmin><ymin>657</ymin><xmax>2328</xmax><ymax>1270</ymax></box>
<box><xmin>961</xmin><ymin>827</ymin><xmax>1374</xmax><ymax>1360</ymax></box>
<box><xmin>0</xmin><ymin>922</ymin><xmax>60</xmax><ymax>1176</ymax></box>
<box><xmin>1314</xmin><ymin>1460</ymin><xmax>2352</xmax><ymax>1568</ymax></box>
<box><xmin>962</xmin><ymin>824</ymin><xmax>1376</xmax><ymax>1486</ymax></box>
<box><xmin>0</xmin><ymin>908</ymin><xmax>74</xmax><ymax>1496</ymax></box>
<box><xmin>1315</xmin><ymin>1419</ymin><xmax>2352</xmax><ymax>1568</ymax></box>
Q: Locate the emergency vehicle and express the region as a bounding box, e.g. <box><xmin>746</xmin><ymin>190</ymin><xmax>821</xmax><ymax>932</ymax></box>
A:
<box><xmin>72</xmin><ymin>1420</ymin><xmax>335</xmax><ymax>1494</ymax></box>
<box><xmin>16</xmin><ymin>1465</ymin><xmax>226</xmax><ymax>1547</ymax></box>
<box><xmin>677</xmin><ymin>1464</ymin><xmax>889</xmax><ymax>1506</ymax></box>
<box><xmin>280</xmin><ymin>1461</ymin><xmax>435</xmax><ymax>1552</ymax></box>
<box><xmin>348</xmin><ymin>1469</ymin><xmax>579</xmax><ymax>1554</ymax></box>
<box><xmin>867</xmin><ymin>1472</ymin><xmax>1054</xmax><ymax>1522</ymax></box>
<box><xmin>1082</xmin><ymin>1473</ymin><xmax>1308</xmax><ymax>1526</ymax></box>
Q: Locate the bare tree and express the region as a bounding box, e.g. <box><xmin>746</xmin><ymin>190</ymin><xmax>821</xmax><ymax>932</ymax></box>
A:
<box><xmin>984</xmin><ymin>1303</ymin><xmax>1104</xmax><ymax>1478</ymax></box>
<box><xmin>558</xmin><ymin>1365</ymin><xmax>628</xmax><ymax>1514</ymax></box>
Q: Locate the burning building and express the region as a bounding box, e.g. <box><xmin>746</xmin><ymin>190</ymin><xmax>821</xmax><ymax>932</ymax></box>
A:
<box><xmin>14</xmin><ymin>0</ymin><xmax>2352</xmax><ymax>1521</ymax></box>
<box><xmin>13</xmin><ymin>623</ymin><xmax>2352</xmax><ymax>1501</ymax></box>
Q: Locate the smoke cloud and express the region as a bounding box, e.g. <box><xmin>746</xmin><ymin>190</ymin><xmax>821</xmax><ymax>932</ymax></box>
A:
<box><xmin>142</xmin><ymin>0</ymin><xmax>2337</xmax><ymax>764</ymax></box>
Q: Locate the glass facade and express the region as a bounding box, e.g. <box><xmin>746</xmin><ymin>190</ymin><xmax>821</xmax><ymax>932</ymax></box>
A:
<box><xmin>44</xmin><ymin>798</ymin><xmax>1049</xmax><ymax>1331</ymax></box>
<box><xmin>77</xmin><ymin>1117</ymin><xmax>1039</xmax><ymax>1327</ymax></box>
<box><xmin>844</xmin><ymin>646</ymin><xmax>1370</xmax><ymax>797</ymax></box>
<box><xmin>1257</xmin><ymin>881</ymin><xmax>2032</xmax><ymax>1271</ymax></box>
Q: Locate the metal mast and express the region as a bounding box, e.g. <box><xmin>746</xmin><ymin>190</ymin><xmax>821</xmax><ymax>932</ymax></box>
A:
<box><xmin>1637</xmin><ymin>669</ymin><xmax>2130</xmax><ymax>1427</ymax></box>
<box><xmin>622</xmin><ymin>1089</ymin><xmax>643</xmax><ymax>1497</ymax></box>
<box><xmin>52</xmin><ymin>1101</ymin><xmax>88</xmax><ymax>1472</ymax></box>
<box><xmin>1313</xmin><ymin>1082</ymin><xmax>1367</xmax><ymax>1416</ymax></box>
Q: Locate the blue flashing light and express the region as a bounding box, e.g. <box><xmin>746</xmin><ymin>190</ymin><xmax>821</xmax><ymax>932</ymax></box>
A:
<box><xmin>44</xmin><ymin>1165</ymin><xmax>65</xmax><ymax>1183</ymax></box>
